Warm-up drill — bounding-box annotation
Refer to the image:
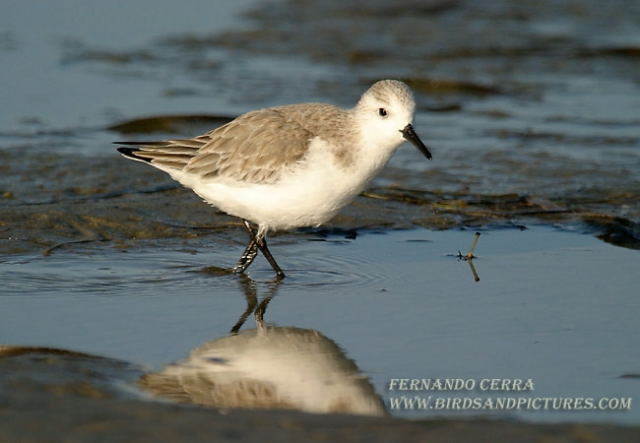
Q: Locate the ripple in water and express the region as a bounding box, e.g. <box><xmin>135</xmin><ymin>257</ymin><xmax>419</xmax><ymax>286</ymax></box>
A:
<box><xmin>2</xmin><ymin>234</ymin><xmax>389</xmax><ymax>296</ymax></box>
<box><xmin>276</xmin><ymin>240</ymin><xmax>386</xmax><ymax>288</ymax></box>
<box><xmin>1</xmin><ymin>249</ymin><xmax>235</xmax><ymax>296</ymax></box>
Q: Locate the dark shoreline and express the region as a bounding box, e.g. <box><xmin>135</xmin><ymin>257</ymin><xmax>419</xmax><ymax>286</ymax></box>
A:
<box><xmin>3</xmin><ymin>391</ymin><xmax>638</xmax><ymax>443</ymax></box>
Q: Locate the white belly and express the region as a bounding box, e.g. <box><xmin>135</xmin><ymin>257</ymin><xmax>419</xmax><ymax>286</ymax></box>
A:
<box><xmin>192</xmin><ymin>166</ymin><xmax>362</xmax><ymax>231</ymax></box>
<box><xmin>185</xmin><ymin>139</ymin><xmax>391</xmax><ymax>231</ymax></box>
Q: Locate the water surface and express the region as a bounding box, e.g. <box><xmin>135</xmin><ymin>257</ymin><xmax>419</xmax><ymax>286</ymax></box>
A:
<box><xmin>2</xmin><ymin>227</ymin><xmax>638</xmax><ymax>424</ymax></box>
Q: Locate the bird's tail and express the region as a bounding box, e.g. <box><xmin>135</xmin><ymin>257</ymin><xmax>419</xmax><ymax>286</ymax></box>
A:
<box><xmin>115</xmin><ymin>139</ymin><xmax>206</xmax><ymax>171</ymax></box>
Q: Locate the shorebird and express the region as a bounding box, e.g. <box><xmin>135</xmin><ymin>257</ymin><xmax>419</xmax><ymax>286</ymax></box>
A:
<box><xmin>139</xmin><ymin>325</ymin><xmax>387</xmax><ymax>416</ymax></box>
<box><xmin>116</xmin><ymin>79</ymin><xmax>432</xmax><ymax>278</ymax></box>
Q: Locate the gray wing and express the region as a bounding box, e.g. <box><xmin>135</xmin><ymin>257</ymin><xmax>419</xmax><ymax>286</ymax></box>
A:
<box><xmin>116</xmin><ymin>107</ymin><xmax>315</xmax><ymax>184</ymax></box>
<box><xmin>185</xmin><ymin>108</ymin><xmax>314</xmax><ymax>183</ymax></box>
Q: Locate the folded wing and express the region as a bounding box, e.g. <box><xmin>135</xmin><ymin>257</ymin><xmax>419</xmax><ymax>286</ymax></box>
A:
<box><xmin>116</xmin><ymin>107</ymin><xmax>315</xmax><ymax>184</ymax></box>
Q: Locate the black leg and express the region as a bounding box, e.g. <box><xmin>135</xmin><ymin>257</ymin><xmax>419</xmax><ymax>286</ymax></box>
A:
<box><xmin>241</xmin><ymin>219</ymin><xmax>257</xmax><ymax>237</ymax></box>
<box><xmin>234</xmin><ymin>220</ymin><xmax>285</xmax><ymax>279</ymax></box>
<box><xmin>233</xmin><ymin>238</ymin><xmax>258</xmax><ymax>274</ymax></box>
<box><xmin>256</xmin><ymin>235</ymin><xmax>285</xmax><ymax>279</ymax></box>
<box><xmin>232</xmin><ymin>221</ymin><xmax>259</xmax><ymax>274</ymax></box>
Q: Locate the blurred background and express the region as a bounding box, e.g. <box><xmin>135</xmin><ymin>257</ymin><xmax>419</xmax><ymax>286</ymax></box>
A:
<box><xmin>1</xmin><ymin>0</ymin><xmax>639</xmax><ymax>246</ymax></box>
<box><xmin>1</xmin><ymin>0</ymin><xmax>639</xmax><ymax>429</ymax></box>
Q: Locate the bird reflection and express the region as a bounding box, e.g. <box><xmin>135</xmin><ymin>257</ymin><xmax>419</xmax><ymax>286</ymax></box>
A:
<box><xmin>140</xmin><ymin>275</ymin><xmax>386</xmax><ymax>416</ymax></box>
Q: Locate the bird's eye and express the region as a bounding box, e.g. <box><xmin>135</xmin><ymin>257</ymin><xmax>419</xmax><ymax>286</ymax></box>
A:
<box><xmin>378</xmin><ymin>108</ymin><xmax>387</xmax><ymax>117</ymax></box>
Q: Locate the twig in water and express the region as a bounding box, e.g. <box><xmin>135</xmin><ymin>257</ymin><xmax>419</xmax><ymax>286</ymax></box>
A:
<box><xmin>457</xmin><ymin>231</ymin><xmax>481</xmax><ymax>260</ymax></box>
<box><xmin>467</xmin><ymin>259</ymin><xmax>480</xmax><ymax>282</ymax></box>
<box><xmin>448</xmin><ymin>232</ymin><xmax>481</xmax><ymax>282</ymax></box>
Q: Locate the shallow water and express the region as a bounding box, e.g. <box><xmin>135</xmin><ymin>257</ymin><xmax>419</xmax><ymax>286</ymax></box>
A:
<box><xmin>2</xmin><ymin>227</ymin><xmax>639</xmax><ymax>423</ymax></box>
<box><xmin>1</xmin><ymin>0</ymin><xmax>639</xmax><ymax>428</ymax></box>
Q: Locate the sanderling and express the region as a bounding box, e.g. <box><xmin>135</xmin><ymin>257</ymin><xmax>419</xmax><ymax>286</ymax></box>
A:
<box><xmin>140</xmin><ymin>325</ymin><xmax>386</xmax><ymax>415</ymax></box>
<box><xmin>116</xmin><ymin>79</ymin><xmax>432</xmax><ymax>278</ymax></box>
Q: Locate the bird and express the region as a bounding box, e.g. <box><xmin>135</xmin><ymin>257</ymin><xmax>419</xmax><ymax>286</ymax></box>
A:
<box><xmin>116</xmin><ymin>79</ymin><xmax>432</xmax><ymax>278</ymax></box>
<box><xmin>139</xmin><ymin>325</ymin><xmax>387</xmax><ymax>416</ymax></box>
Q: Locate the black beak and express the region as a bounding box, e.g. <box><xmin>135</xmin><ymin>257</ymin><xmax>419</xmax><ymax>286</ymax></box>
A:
<box><xmin>401</xmin><ymin>124</ymin><xmax>432</xmax><ymax>160</ymax></box>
